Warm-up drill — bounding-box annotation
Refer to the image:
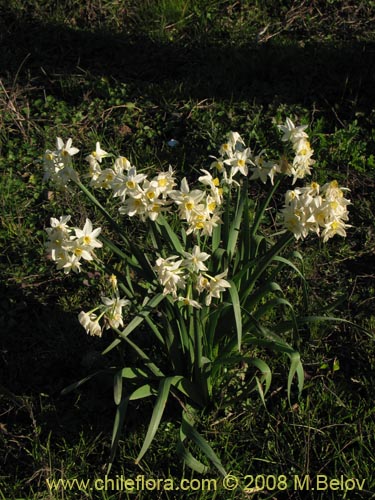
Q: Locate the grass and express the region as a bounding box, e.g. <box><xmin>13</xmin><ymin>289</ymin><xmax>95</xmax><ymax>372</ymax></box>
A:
<box><xmin>1</xmin><ymin>1</ymin><xmax>375</xmax><ymax>499</ymax></box>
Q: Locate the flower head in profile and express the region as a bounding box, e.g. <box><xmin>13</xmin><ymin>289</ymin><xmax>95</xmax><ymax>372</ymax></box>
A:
<box><xmin>278</xmin><ymin>118</ymin><xmax>308</xmax><ymax>143</ymax></box>
<box><xmin>204</xmin><ymin>270</ymin><xmax>231</xmax><ymax>306</ymax></box>
<box><xmin>86</xmin><ymin>142</ymin><xmax>109</xmax><ymax>164</ymax></box>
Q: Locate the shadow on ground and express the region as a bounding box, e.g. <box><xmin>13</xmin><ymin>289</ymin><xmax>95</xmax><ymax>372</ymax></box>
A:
<box><xmin>1</xmin><ymin>8</ymin><xmax>375</xmax><ymax>116</ymax></box>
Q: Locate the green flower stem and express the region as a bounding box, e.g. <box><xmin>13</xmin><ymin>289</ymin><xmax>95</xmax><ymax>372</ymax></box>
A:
<box><xmin>113</xmin><ymin>326</ymin><xmax>165</xmax><ymax>378</ymax></box>
<box><xmin>251</xmin><ymin>176</ymin><xmax>282</xmax><ymax>239</ymax></box>
<box><xmin>242</xmin><ymin>232</ymin><xmax>295</xmax><ymax>304</ymax></box>
<box><xmin>76</xmin><ymin>180</ymin><xmax>129</xmax><ymax>245</ymax></box>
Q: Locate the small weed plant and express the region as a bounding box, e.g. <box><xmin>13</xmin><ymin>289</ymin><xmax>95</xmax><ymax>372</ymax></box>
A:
<box><xmin>41</xmin><ymin>117</ymin><xmax>351</xmax><ymax>474</ymax></box>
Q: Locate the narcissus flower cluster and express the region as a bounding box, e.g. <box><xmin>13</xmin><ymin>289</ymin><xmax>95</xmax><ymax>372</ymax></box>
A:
<box><xmin>154</xmin><ymin>245</ymin><xmax>231</xmax><ymax>307</ymax></box>
<box><xmin>42</xmin><ymin>117</ymin><xmax>351</xmax><ymax>335</ymax></box>
<box><xmin>78</xmin><ymin>275</ymin><xmax>130</xmax><ymax>337</ymax></box>
<box><xmin>281</xmin><ymin>180</ymin><xmax>351</xmax><ymax>241</ymax></box>
<box><xmin>43</xmin><ymin>137</ymin><xmax>80</xmax><ymax>188</ymax></box>
<box><xmin>45</xmin><ymin>216</ymin><xmax>102</xmax><ymax>274</ymax></box>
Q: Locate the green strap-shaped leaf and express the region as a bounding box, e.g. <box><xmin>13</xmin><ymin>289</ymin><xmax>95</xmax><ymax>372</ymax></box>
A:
<box><xmin>114</xmin><ymin>370</ymin><xmax>123</xmax><ymax>405</ymax></box>
<box><xmin>275</xmin><ymin>315</ymin><xmax>374</xmax><ymax>338</ymax></box>
<box><xmin>181</xmin><ymin>412</ymin><xmax>227</xmax><ymax>476</ymax></box>
<box><xmin>253</xmin><ymin>297</ymin><xmax>299</xmax><ymax>343</ymax></box>
<box><xmin>135</xmin><ymin>377</ymin><xmax>173</xmax><ymax>464</ymax></box>
<box><xmin>155</xmin><ymin>215</ymin><xmax>184</xmax><ymax>254</ymax></box>
<box><xmin>211</xmin><ymin>220</ymin><xmax>221</xmax><ymax>254</ymax></box>
<box><xmin>287</xmin><ymin>351</ymin><xmax>304</xmax><ymax>403</ymax></box>
<box><xmin>250</xmin><ymin>177</ymin><xmax>281</xmax><ymax>237</ymax></box>
<box><xmin>245</xmin><ymin>281</ymin><xmax>282</xmax><ymax>312</ymax></box>
<box><xmin>113</xmin><ymin>329</ymin><xmax>165</xmax><ymax>378</ymax></box>
<box><xmin>212</xmin><ymin>355</ymin><xmax>272</xmax><ymax>401</ymax></box>
<box><xmin>176</xmin><ymin>433</ymin><xmax>209</xmax><ymax>474</ymax></box>
<box><xmin>228</xmin><ymin>279</ymin><xmax>242</xmax><ymax>352</ymax></box>
<box><xmin>171</xmin><ymin>376</ymin><xmax>206</xmax><ymax>408</ymax></box>
<box><xmin>61</xmin><ymin>369</ymin><xmax>112</xmax><ymax>395</ymax></box>
<box><xmin>272</xmin><ymin>255</ymin><xmax>307</xmax><ymax>281</ymax></box>
<box><xmin>129</xmin><ymin>384</ymin><xmax>157</xmax><ymax>400</ymax></box>
<box><xmin>102</xmin><ymin>338</ymin><xmax>122</xmax><ymax>355</ymax></box>
<box><xmin>118</xmin><ymin>293</ymin><xmax>165</xmax><ymax>339</ymax></box>
<box><xmin>227</xmin><ymin>188</ymin><xmax>245</xmax><ymax>259</ymax></box>
<box><xmin>108</xmin><ymin>396</ymin><xmax>129</xmax><ymax>474</ymax></box>
<box><xmin>120</xmin><ymin>367</ymin><xmax>150</xmax><ymax>379</ymax></box>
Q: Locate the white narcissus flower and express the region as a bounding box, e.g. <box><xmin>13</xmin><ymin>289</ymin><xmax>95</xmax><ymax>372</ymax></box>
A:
<box><xmin>56</xmin><ymin>253</ymin><xmax>82</xmax><ymax>274</ymax></box>
<box><xmin>219</xmin><ymin>141</ymin><xmax>234</xmax><ymax>158</ymax></box>
<box><xmin>225</xmin><ymin>149</ymin><xmax>253</xmax><ymax>177</ymax></box>
<box><xmin>78</xmin><ymin>311</ymin><xmax>102</xmax><ymax>337</ymax></box>
<box><xmin>114</xmin><ymin>156</ymin><xmax>132</xmax><ymax>173</ymax></box>
<box><xmin>43</xmin><ymin>138</ymin><xmax>80</xmax><ymax>188</ymax></box>
<box><xmin>56</xmin><ymin>137</ymin><xmax>79</xmax><ymax>164</ymax></box>
<box><xmin>49</xmin><ymin>215</ymin><xmax>72</xmax><ymax>233</ymax></box>
<box><xmin>101</xmin><ymin>295</ymin><xmax>130</xmax><ymax>329</ymax></box>
<box><xmin>227</xmin><ymin>131</ymin><xmax>245</xmax><ymax>149</ymax></box>
<box><xmin>74</xmin><ymin>219</ymin><xmax>103</xmax><ymax>249</ymax></box>
<box><xmin>154</xmin><ymin>166</ymin><xmax>176</xmax><ymax>197</ymax></box>
<box><xmin>182</xmin><ymin>245</ymin><xmax>210</xmax><ymax>273</ymax></box>
<box><xmin>280</xmin><ymin>180</ymin><xmax>351</xmax><ymax>241</ymax></box>
<box><xmin>112</xmin><ymin>167</ymin><xmax>147</xmax><ymax>200</ymax></box>
<box><xmin>198</xmin><ymin>170</ymin><xmax>223</xmax><ymax>204</ymax></box>
<box><xmin>186</xmin><ymin>210</ymin><xmax>222</xmax><ymax>237</ymax></box>
<box><xmin>92</xmin><ymin>142</ymin><xmax>110</xmax><ymax>162</ymax></box>
<box><xmin>222</xmin><ymin>167</ymin><xmax>240</xmax><ymax>187</ymax></box>
<box><xmin>177</xmin><ymin>296</ymin><xmax>202</xmax><ymax>309</ymax></box>
<box><xmin>119</xmin><ymin>196</ymin><xmax>148</xmax><ymax>219</ymax></box>
<box><xmin>209</xmin><ymin>157</ymin><xmax>225</xmax><ymax>173</ymax></box>
<box><xmin>154</xmin><ymin>256</ymin><xmax>186</xmax><ymax>297</ymax></box>
<box><xmin>205</xmin><ymin>270</ymin><xmax>231</xmax><ymax>306</ymax></box>
<box><xmin>86</xmin><ymin>142</ymin><xmax>109</xmax><ymax>164</ymax></box>
<box><xmin>278</xmin><ymin>118</ymin><xmax>308</xmax><ymax>143</ymax></box>
<box><xmin>321</xmin><ymin>219</ymin><xmax>350</xmax><ymax>243</ymax></box>
<box><xmin>168</xmin><ymin>178</ymin><xmax>205</xmax><ymax>221</ymax></box>
<box><xmin>46</xmin><ymin>217</ymin><xmax>102</xmax><ymax>274</ymax></box>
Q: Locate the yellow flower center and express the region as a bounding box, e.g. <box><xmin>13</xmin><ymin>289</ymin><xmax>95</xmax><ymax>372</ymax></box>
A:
<box><xmin>185</xmin><ymin>201</ymin><xmax>194</xmax><ymax>210</ymax></box>
<box><xmin>83</xmin><ymin>236</ymin><xmax>91</xmax><ymax>245</ymax></box>
<box><xmin>330</xmin><ymin>201</ymin><xmax>339</xmax><ymax>210</ymax></box>
<box><xmin>213</xmin><ymin>178</ymin><xmax>220</xmax><ymax>186</ymax></box>
<box><xmin>158</xmin><ymin>178</ymin><xmax>167</xmax><ymax>187</ymax></box>
<box><xmin>126</xmin><ymin>180</ymin><xmax>136</xmax><ymax>189</ymax></box>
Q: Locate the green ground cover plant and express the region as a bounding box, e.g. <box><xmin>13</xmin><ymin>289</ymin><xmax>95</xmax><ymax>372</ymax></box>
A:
<box><xmin>1</xmin><ymin>1</ymin><xmax>375</xmax><ymax>499</ymax></box>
